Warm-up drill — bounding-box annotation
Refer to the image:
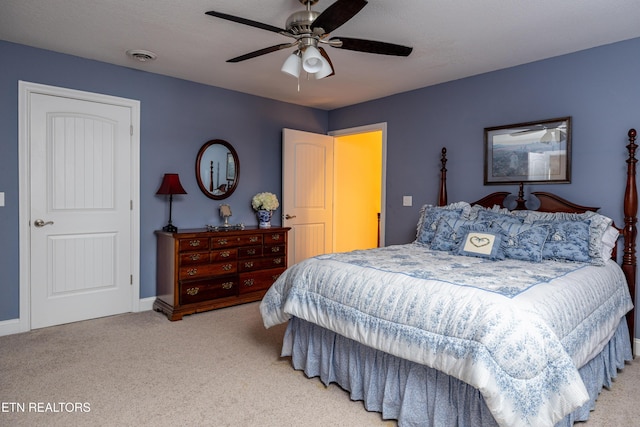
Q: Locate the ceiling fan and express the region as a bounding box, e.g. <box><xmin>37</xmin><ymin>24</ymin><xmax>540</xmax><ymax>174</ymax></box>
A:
<box><xmin>205</xmin><ymin>0</ymin><xmax>413</xmax><ymax>79</ymax></box>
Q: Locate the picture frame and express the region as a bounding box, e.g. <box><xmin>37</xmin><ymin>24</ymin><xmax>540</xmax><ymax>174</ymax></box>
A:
<box><xmin>226</xmin><ymin>152</ymin><xmax>236</xmax><ymax>181</ymax></box>
<box><xmin>484</xmin><ymin>117</ymin><xmax>571</xmax><ymax>184</ymax></box>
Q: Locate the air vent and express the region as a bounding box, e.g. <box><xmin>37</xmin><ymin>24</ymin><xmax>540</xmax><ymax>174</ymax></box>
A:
<box><xmin>126</xmin><ymin>49</ymin><xmax>157</xmax><ymax>62</ymax></box>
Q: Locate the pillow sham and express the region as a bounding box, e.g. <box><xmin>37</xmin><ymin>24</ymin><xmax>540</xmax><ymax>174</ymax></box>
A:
<box><xmin>476</xmin><ymin>210</ymin><xmax>524</xmax><ymax>228</ymax></box>
<box><xmin>456</xmin><ymin>229</ymin><xmax>505</xmax><ymax>260</ymax></box>
<box><xmin>524</xmin><ymin>210</ymin><xmax>613</xmax><ymax>265</ymax></box>
<box><xmin>533</xmin><ymin>219</ymin><xmax>591</xmax><ymax>262</ymax></box>
<box><xmin>430</xmin><ymin>217</ymin><xmax>489</xmax><ymax>252</ymax></box>
<box><xmin>415</xmin><ymin>201</ymin><xmax>471</xmax><ymax>245</ymax></box>
<box><xmin>600</xmin><ymin>225</ymin><xmax>620</xmax><ymax>260</ymax></box>
<box><xmin>496</xmin><ymin>223</ymin><xmax>549</xmax><ymax>263</ymax></box>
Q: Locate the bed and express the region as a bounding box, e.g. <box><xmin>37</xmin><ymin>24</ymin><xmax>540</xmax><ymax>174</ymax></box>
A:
<box><xmin>260</xmin><ymin>129</ymin><xmax>638</xmax><ymax>427</ymax></box>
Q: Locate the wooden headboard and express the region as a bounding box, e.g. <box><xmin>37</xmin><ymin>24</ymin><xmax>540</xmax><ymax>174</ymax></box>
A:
<box><xmin>437</xmin><ymin>129</ymin><xmax>638</xmax><ymax>349</ymax></box>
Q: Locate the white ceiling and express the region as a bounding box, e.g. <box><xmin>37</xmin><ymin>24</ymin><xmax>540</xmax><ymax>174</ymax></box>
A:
<box><xmin>2</xmin><ymin>0</ymin><xmax>640</xmax><ymax>110</ymax></box>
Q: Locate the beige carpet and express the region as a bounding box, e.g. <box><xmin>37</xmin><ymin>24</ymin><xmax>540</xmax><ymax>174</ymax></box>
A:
<box><xmin>0</xmin><ymin>302</ymin><xmax>637</xmax><ymax>426</ymax></box>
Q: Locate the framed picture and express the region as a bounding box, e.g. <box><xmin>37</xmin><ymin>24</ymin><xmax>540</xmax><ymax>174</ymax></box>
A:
<box><xmin>226</xmin><ymin>152</ymin><xmax>236</xmax><ymax>181</ymax></box>
<box><xmin>484</xmin><ymin>117</ymin><xmax>571</xmax><ymax>184</ymax></box>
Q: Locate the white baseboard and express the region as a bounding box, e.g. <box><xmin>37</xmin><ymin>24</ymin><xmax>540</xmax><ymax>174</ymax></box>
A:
<box><xmin>0</xmin><ymin>297</ymin><xmax>157</xmax><ymax>337</ymax></box>
<box><xmin>635</xmin><ymin>338</ymin><xmax>639</xmax><ymax>357</ymax></box>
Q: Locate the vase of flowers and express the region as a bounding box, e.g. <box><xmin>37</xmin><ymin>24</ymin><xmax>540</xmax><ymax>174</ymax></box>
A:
<box><xmin>252</xmin><ymin>192</ymin><xmax>279</xmax><ymax>228</ymax></box>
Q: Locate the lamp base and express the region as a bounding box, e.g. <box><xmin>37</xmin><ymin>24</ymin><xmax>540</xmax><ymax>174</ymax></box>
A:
<box><xmin>162</xmin><ymin>224</ymin><xmax>178</xmax><ymax>233</ymax></box>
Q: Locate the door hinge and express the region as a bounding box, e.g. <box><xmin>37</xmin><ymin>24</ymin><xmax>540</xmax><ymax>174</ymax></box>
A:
<box><xmin>130</xmin><ymin>275</ymin><xmax>133</xmax><ymax>285</ymax></box>
<box><xmin>130</xmin><ymin>125</ymin><xmax>133</xmax><ymax>136</ymax></box>
<box><xmin>130</xmin><ymin>200</ymin><xmax>133</xmax><ymax>210</ymax></box>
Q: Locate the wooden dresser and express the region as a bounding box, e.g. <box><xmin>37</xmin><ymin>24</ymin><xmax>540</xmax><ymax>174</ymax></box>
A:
<box><xmin>154</xmin><ymin>226</ymin><xmax>290</xmax><ymax>320</ymax></box>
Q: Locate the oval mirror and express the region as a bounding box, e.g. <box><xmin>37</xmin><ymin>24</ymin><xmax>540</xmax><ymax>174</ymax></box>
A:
<box><xmin>195</xmin><ymin>139</ymin><xmax>240</xmax><ymax>200</ymax></box>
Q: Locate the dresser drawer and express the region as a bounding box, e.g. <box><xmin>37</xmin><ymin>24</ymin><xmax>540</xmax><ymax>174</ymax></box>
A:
<box><xmin>179</xmin><ymin>261</ymin><xmax>236</xmax><ymax>280</ymax></box>
<box><xmin>210</xmin><ymin>235</ymin><xmax>241</xmax><ymax>248</ymax></box>
<box><xmin>238</xmin><ymin>245</ymin><xmax>263</xmax><ymax>258</ymax></box>
<box><xmin>238</xmin><ymin>255</ymin><xmax>285</xmax><ymax>272</ymax></box>
<box><xmin>179</xmin><ymin>238</ymin><xmax>209</xmax><ymax>252</ymax></box>
<box><xmin>180</xmin><ymin>277</ymin><xmax>238</xmax><ymax>305</ymax></box>
<box><xmin>211</xmin><ymin>248</ymin><xmax>237</xmax><ymax>262</ymax></box>
<box><xmin>179</xmin><ymin>251</ymin><xmax>209</xmax><ymax>265</ymax></box>
<box><xmin>238</xmin><ymin>234</ymin><xmax>262</xmax><ymax>246</ymax></box>
<box><xmin>264</xmin><ymin>232</ymin><xmax>286</xmax><ymax>245</ymax></box>
<box><xmin>239</xmin><ymin>268</ymin><xmax>286</xmax><ymax>294</ymax></box>
<box><xmin>264</xmin><ymin>244</ymin><xmax>285</xmax><ymax>256</ymax></box>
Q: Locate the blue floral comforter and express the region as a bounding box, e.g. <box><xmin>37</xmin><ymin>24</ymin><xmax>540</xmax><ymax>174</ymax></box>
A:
<box><xmin>260</xmin><ymin>244</ymin><xmax>633</xmax><ymax>427</ymax></box>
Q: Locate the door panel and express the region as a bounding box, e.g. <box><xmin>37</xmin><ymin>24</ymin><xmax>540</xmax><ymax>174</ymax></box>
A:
<box><xmin>30</xmin><ymin>93</ymin><xmax>133</xmax><ymax>329</ymax></box>
<box><xmin>282</xmin><ymin>129</ymin><xmax>334</xmax><ymax>266</ymax></box>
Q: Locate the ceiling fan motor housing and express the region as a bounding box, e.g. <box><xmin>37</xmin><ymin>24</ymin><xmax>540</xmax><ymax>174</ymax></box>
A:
<box><xmin>286</xmin><ymin>10</ymin><xmax>320</xmax><ymax>35</ymax></box>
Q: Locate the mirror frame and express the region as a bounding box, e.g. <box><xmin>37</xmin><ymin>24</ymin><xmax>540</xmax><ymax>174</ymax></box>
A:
<box><xmin>195</xmin><ymin>139</ymin><xmax>240</xmax><ymax>200</ymax></box>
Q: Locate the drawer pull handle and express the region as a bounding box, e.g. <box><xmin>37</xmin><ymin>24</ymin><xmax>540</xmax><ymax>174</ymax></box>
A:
<box><xmin>216</xmin><ymin>238</ymin><xmax>228</xmax><ymax>246</ymax></box>
<box><xmin>186</xmin><ymin>287</ymin><xmax>199</xmax><ymax>295</ymax></box>
<box><xmin>271</xmin><ymin>234</ymin><xmax>281</xmax><ymax>240</ymax></box>
<box><xmin>244</xmin><ymin>261</ymin><xmax>254</xmax><ymax>268</ymax></box>
<box><xmin>247</xmin><ymin>248</ymin><xmax>256</xmax><ymax>255</ymax></box>
<box><xmin>220</xmin><ymin>251</ymin><xmax>230</xmax><ymax>258</ymax></box>
<box><xmin>244</xmin><ymin>279</ymin><xmax>255</xmax><ymax>287</ymax></box>
<box><xmin>187</xmin><ymin>268</ymin><xmax>198</xmax><ymax>276</ymax></box>
<box><xmin>222</xmin><ymin>264</ymin><xmax>233</xmax><ymax>271</ymax></box>
<box><xmin>189</xmin><ymin>253</ymin><xmax>201</xmax><ymax>261</ymax></box>
<box><xmin>273</xmin><ymin>258</ymin><xmax>282</xmax><ymax>265</ymax></box>
<box><xmin>189</xmin><ymin>240</ymin><xmax>201</xmax><ymax>247</ymax></box>
<box><xmin>249</xmin><ymin>236</ymin><xmax>258</xmax><ymax>242</ymax></box>
<box><xmin>222</xmin><ymin>282</ymin><xmax>234</xmax><ymax>290</ymax></box>
<box><xmin>271</xmin><ymin>247</ymin><xmax>280</xmax><ymax>253</ymax></box>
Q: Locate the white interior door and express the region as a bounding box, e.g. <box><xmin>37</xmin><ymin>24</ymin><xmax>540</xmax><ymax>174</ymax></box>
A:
<box><xmin>282</xmin><ymin>128</ymin><xmax>334</xmax><ymax>266</ymax></box>
<box><xmin>28</xmin><ymin>92</ymin><xmax>134</xmax><ymax>329</ymax></box>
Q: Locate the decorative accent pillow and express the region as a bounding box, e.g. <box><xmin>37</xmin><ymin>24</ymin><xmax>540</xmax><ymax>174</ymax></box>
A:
<box><xmin>523</xmin><ymin>210</ymin><xmax>613</xmax><ymax>265</ymax></box>
<box><xmin>496</xmin><ymin>223</ymin><xmax>549</xmax><ymax>263</ymax></box>
<box><xmin>430</xmin><ymin>218</ymin><xmax>489</xmax><ymax>252</ymax></box>
<box><xmin>476</xmin><ymin>210</ymin><xmax>524</xmax><ymax>228</ymax></box>
<box><xmin>415</xmin><ymin>202</ymin><xmax>470</xmax><ymax>245</ymax></box>
<box><xmin>456</xmin><ymin>229</ymin><xmax>505</xmax><ymax>260</ymax></box>
<box><xmin>533</xmin><ymin>220</ymin><xmax>591</xmax><ymax>262</ymax></box>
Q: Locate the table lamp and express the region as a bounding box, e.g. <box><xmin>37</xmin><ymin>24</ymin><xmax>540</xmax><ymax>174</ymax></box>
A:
<box><xmin>156</xmin><ymin>173</ymin><xmax>187</xmax><ymax>232</ymax></box>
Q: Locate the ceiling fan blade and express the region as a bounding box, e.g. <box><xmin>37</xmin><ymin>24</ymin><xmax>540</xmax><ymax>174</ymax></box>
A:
<box><xmin>205</xmin><ymin>11</ymin><xmax>286</xmax><ymax>34</ymax></box>
<box><xmin>311</xmin><ymin>0</ymin><xmax>368</xmax><ymax>34</ymax></box>
<box><xmin>330</xmin><ymin>37</ymin><xmax>413</xmax><ymax>56</ymax></box>
<box><xmin>227</xmin><ymin>43</ymin><xmax>295</xmax><ymax>63</ymax></box>
<box><xmin>318</xmin><ymin>47</ymin><xmax>336</xmax><ymax>77</ymax></box>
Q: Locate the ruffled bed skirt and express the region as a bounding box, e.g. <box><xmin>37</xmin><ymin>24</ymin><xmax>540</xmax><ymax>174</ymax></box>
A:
<box><xmin>282</xmin><ymin>317</ymin><xmax>632</xmax><ymax>427</ymax></box>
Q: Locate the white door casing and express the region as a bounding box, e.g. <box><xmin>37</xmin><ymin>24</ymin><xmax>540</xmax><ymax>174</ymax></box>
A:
<box><xmin>282</xmin><ymin>128</ymin><xmax>334</xmax><ymax>266</ymax></box>
<box><xmin>18</xmin><ymin>81</ymin><xmax>140</xmax><ymax>332</ymax></box>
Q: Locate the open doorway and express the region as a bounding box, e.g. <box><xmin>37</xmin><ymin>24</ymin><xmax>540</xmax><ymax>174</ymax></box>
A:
<box><xmin>330</xmin><ymin>124</ymin><xmax>385</xmax><ymax>252</ymax></box>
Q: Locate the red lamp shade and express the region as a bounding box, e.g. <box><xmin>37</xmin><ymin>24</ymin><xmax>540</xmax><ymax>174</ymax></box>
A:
<box><xmin>156</xmin><ymin>173</ymin><xmax>187</xmax><ymax>195</ymax></box>
<box><xmin>156</xmin><ymin>173</ymin><xmax>187</xmax><ymax>232</ymax></box>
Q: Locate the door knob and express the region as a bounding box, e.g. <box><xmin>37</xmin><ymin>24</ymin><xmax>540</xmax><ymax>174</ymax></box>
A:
<box><xmin>33</xmin><ymin>219</ymin><xmax>54</xmax><ymax>228</ymax></box>
<box><xmin>284</xmin><ymin>214</ymin><xmax>296</xmax><ymax>220</ymax></box>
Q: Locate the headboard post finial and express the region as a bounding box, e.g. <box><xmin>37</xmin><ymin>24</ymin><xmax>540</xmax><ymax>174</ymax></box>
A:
<box><xmin>623</xmin><ymin>128</ymin><xmax>637</xmax><ymax>350</ymax></box>
<box><xmin>438</xmin><ymin>148</ymin><xmax>448</xmax><ymax>206</ymax></box>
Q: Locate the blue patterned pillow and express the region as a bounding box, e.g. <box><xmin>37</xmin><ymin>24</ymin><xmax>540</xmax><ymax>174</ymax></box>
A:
<box><xmin>495</xmin><ymin>223</ymin><xmax>549</xmax><ymax>262</ymax></box>
<box><xmin>416</xmin><ymin>208</ymin><xmax>464</xmax><ymax>245</ymax></box>
<box><xmin>456</xmin><ymin>228</ymin><xmax>505</xmax><ymax>260</ymax></box>
<box><xmin>534</xmin><ymin>220</ymin><xmax>590</xmax><ymax>262</ymax></box>
<box><xmin>430</xmin><ymin>218</ymin><xmax>489</xmax><ymax>251</ymax></box>
<box><xmin>476</xmin><ymin>210</ymin><xmax>524</xmax><ymax>228</ymax></box>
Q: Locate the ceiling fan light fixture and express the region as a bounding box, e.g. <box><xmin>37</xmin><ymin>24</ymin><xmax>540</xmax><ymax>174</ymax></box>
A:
<box><xmin>302</xmin><ymin>45</ymin><xmax>325</xmax><ymax>73</ymax></box>
<box><xmin>314</xmin><ymin>58</ymin><xmax>333</xmax><ymax>79</ymax></box>
<box><xmin>281</xmin><ymin>51</ymin><xmax>302</xmax><ymax>78</ymax></box>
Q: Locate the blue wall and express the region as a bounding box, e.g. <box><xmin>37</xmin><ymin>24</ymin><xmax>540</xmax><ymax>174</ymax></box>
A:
<box><xmin>2</xmin><ymin>37</ymin><xmax>640</xmax><ymax>333</ymax></box>
<box><xmin>0</xmin><ymin>40</ymin><xmax>328</xmax><ymax>320</ymax></box>
<box><xmin>329</xmin><ymin>38</ymin><xmax>640</xmax><ymax>247</ymax></box>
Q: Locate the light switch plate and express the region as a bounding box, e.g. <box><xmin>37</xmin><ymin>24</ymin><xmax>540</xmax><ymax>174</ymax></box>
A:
<box><xmin>403</xmin><ymin>195</ymin><xmax>412</xmax><ymax>207</ymax></box>
<box><xmin>0</xmin><ymin>192</ymin><xmax>4</xmax><ymax>207</ymax></box>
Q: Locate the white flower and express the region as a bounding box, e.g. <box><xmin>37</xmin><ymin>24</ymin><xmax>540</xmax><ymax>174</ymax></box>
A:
<box><xmin>251</xmin><ymin>192</ymin><xmax>279</xmax><ymax>211</ymax></box>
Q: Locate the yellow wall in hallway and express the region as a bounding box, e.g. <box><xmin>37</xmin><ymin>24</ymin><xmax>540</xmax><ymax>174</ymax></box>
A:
<box><xmin>334</xmin><ymin>131</ymin><xmax>382</xmax><ymax>252</ymax></box>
